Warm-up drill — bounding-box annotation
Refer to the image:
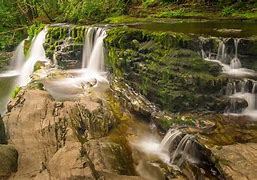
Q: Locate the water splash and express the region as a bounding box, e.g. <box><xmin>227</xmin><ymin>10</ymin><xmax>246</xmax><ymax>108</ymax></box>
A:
<box><xmin>18</xmin><ymin>28</ymin><xmax>48</xmax><ymax>87</ymax></box>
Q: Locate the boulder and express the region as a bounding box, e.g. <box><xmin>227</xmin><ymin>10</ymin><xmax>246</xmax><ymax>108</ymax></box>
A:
<box><xmin>0</xmin><ymin>145</ymin><xmax>18</xmax><ymax>178</ymax></box>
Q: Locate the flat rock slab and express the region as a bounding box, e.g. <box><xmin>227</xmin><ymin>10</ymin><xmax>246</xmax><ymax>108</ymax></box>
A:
<box><xmin>213</xmin><ymin>143</ymin><xmax>257</xmax><ymax>179</ymax></box>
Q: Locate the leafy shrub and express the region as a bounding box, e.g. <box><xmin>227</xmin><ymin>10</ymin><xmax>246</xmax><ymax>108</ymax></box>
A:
<box><xmin>222</xmin><ymin>7</ymin><xmax>236</xmax><ymax>16</ymax></box>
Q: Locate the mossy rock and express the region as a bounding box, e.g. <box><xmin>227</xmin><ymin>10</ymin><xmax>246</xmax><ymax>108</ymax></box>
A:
<box><xmin>0</xmin><ymin>145</ymin><xmax>18</xmax><ymax>178</ymax></box>
<box><xmin>105</xmin><ymin>27</ymin><xmax>228</xmax><ymax>113</ymax></box>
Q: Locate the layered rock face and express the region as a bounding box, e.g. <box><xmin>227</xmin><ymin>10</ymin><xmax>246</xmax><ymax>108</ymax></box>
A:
<box><xmin>105</xmin><ymin>27</ymin><xmax>228</xmax><ymax>113</ymax></box>
<box><xmin>44</xmin><ymin>26</ymin><xmax>87</xmax><ymax>69</ymax></box>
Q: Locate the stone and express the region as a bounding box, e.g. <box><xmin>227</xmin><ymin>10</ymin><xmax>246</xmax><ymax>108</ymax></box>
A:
<box><xmin>212</xmin><ymin>143</ymin><xmax>257</xmax><ymax>179</ymax></box>
<box><xmin>0</xmin><ymin>145</ymin><xmax>18</xmax><ymax>178</ymax></box>
<box><xmin>0</xmin><ymin>115</ymin><xmax>7</xmax><ymax>144</ymax></box>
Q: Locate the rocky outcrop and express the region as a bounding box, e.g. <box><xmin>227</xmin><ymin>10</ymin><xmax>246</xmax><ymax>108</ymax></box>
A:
<box><xmin>44</xmin><ymin>26</ymin><xmax>87</xmax><ymax>69</ymax></box>
<box><xmin>2</xmin><ymin>88</ymin><xmax>147</xmax><ymax>179</ymax></box>
<box><xmin>213</xmin><ymin>143</ymin><xmax>257</xmax><ymax>179</ymax></box>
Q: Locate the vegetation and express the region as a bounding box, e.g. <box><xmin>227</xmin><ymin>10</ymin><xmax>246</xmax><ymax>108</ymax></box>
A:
<box><xmin>0</xmin><ymin>0</ymin><xmax>257</xmax><ymax>50</ymax></box>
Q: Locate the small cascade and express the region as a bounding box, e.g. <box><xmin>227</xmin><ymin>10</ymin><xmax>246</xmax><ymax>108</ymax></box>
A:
<box><xmin>0</xmin><ymin>40</ymin><xmax>27</xmax><ymax>78</ymax></box>
<box><xmin>81</xmin><ymin>27</ymin><xmax>107</xmax><ymax>72</ymax></box>
<box><xmin>230</xmin><ymin>38</ymin><xmax>241</xmax><ymax>69</ymax></box>
<box><xmin>159</xmin><ymin>129</ymin><xmax>183</xmax><ymax>153</ymax></box>
<box><xmin>216</xmin><ymin>39</ymin><xmax>229</xmax><ymax>63</ymax></box>
<box><xmin>44</xmin><ymin>27</ymin><xmax>108</xmax><ymax>101</ymax></box>
<box><xmin>202</xmin><ymin>37</ymin><xmax>257</xmax><ymax>118</ymax></box>
<box><xmin>18</xmin><ymin>28</ymin><xmax>48</xmax><ymax>87</ymax></box>
<box><xmin>159</xmin><ymin>129</ymin><xmax>197</xmax><ymax>166</ymax></box>
<box><xmin>10</xmin><ymin>40</ymin><xmax>26</xmax><ymax>71</ymax></box>
<box><xmin>159</xmin><ymin>128</ymin><xmax>221</xmax><ymax>177</ymax></box>
<box><xmin>226</xmin><ymin>79</ymin><xmax>257</xmax><ymax>116</ymax></box>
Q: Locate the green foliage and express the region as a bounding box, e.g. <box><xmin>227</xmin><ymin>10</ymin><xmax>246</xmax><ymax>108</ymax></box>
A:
<box><xmin>221</xmin><ymin>7</ymin><xmax>236</xmax><ymax>16</ymax></box>
<box><xmin>142</xmin><ymin>0</ymin><xmax>158</xmax><ymax>8</ymax></box>
<box><xmin>11</xmin><ymin>86</ymin><xmax>21</xmax><ymax>98</ymax></box>
<box><xmin>27</xmin><ymin>22</ymin><xmax>45</xmax><ymax>40</ymax></box>
<box><xmin>158</xmin><ymin>8</ymin><xmax>186</xmax><ymax>17</ymax></box>
<box><xmin>58</xmin><ymin>0</ymin><xmax>127</xmax><ymax>22</ymax></box>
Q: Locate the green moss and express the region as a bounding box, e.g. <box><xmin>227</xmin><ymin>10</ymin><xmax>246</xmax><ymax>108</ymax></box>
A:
<box><xmin>27</xmin><ymin>22</ymin><xmax>45</xmax><ymax>40</ymax></box>
<box><xmin>105</xmin><ymin>27</ymin><xmax>228</xmax><ymax>113</ymax></box>
<box><xmin>11</xmin><ymin>87</ymin><xmax>21</xmax><ymax>98</ymax></box>
<box><xmin>159</xmin><ymin>115</ymin><xmax>196</xmax><ymax>130</ymax></box>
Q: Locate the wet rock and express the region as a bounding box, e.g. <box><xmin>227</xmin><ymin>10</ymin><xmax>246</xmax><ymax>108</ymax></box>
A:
<box><xmin>110</xmin><ymin>78</ymin><xmax>158</xmax><ymax>120</ymax></box>
<box><xmin>0</xmin><ymin>115</ymin><xmax>7</xmax><ymax>144</ymax></box>
<box><xmin>69</xmin><ymin>102</ymin><xmax>116</xmax><ymax>140</ymax></box>
<box><xmin>136</xmin><ymin>160</ymin><xmax>165</xmax><ymax>180</ymax></box>
<box><xmin>0</xmin><ymin>145</ymin><xmax>18</xmax><ymax>178</ymax></box>
<box><xmin>225</xmin><ymin>97</ymin><xmax>248</xmax><ymax>113</ymax></box>
<box><xmin>212</xmin><ymin>143</ymin><xmax>257</xmax><ymax>179</ymax></box>
<box><xmin>44</xmin><ymin>142</ymin><xmax>97</xmax><ymax>179</ymax></box>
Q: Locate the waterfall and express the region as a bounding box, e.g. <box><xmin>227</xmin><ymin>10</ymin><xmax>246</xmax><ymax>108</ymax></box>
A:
<box><xmin>18</xmin><ymin>28</ymin><xmax>48</xmax><ymax>87</ymax></box>
<box><xmin>202</xmin><ymin>37</ymin><xmax>257</xmax><ymax>118</ymax></box>
<box><xmin>44</xmin><ymin>27</ymin><xmax>108</xmax><ymax>101</ymax></box>
<box><xmin>81</xmin><ymin>27</ymin><xmax>107</xmax><ymax>72</ymax></box>
<box><xmin>230</xmin><ymin>38</ymin><xmax>241</xmax><ymax>69</ymax></box>
<box><xmin>0</xmin><ymin>40</ymin><xmax>26</xmax><ymax>78</ymax></box>
<box><xmin>159</xmin><ymin>129</ymin><xmax>196</xmax><ymax>166</ymax></box>
<box><xmin>159</xmin><ymin>129</ymin><xmax>182</xmax><ymax>152</ymax></box>
<box><xmin>10</xmin><ymin>40</ymin><xmax>26</xmax><ymax>71</ymax></box>
<box><xmin>216</xmin><ymin>39</ymin><xmax>228</xmax><ymax>63</ymax></box>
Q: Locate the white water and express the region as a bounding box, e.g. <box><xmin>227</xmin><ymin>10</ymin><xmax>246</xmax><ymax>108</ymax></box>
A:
<box><xmin>132</xmin><ymin>128</ymin><xmax>198</xmax><ymax>167</ymax></box>
<box><xmin>203</xmin><ymin>38</ymin><xmax>257</xmax><ymax>119</ymax></box>
<box><xmin>0</xmin><ymin>40</ymin><xmax>26</xmax><ymax>78</ymax></box>
<box><xmin>18</xmin><ymin>28</ymin><xmax>49</xmax><ymax>87</ymax></box>
<box><xmin>82</xmin><ymin>27</ymin><xmax>107</xmax><ymax>72</ymax></box>
<box><xmin>44</xmin><ymin>27</ymin><xmax>108</xmax><ymax>101</ymax></box>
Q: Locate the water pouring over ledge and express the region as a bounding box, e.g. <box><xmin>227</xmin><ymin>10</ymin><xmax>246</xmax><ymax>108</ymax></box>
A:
<box><xmin>44</xmin><ymin>27</ymin><xmax>109</xmax><ymax>101</ymax></box>
<box><xmin>18</xmin><ymin>28</ymin><xmax>49</xmax><ymax>87</ymax></box>
<box><xmin>202</xmin><ymin>38</ymin><xmax>257</xmax><ymax>119</ymax></box>
<box><xmin>132</xmin><ymin>128</ymin><xmax>222</xmax><ymax>177</ymax></box>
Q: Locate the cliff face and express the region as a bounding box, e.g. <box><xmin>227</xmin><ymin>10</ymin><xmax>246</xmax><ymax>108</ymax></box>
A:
<box><xmin>105</xmin><ymin>27</ymin><xmax>228</xmax><ymax>113</ymax></box>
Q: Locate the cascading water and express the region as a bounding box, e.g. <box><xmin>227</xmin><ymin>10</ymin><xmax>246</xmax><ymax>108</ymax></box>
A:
<box><xmin>10</xmin><ymin>40</ymin><xmax>26</xmax><ymax>71</ymax></box>
<box><xmin>202</xmin><ymin>38</ymin><xmax>257</xmax><ymax>118</ymax></box>
<box><xmin>0</xmin><ymin>40</ymin><xmax>26</xmax><ymax>78</ymax></box>
<box><xmin>230</xmin><ymin>39</ymin><xmax>241</xmax><ymax>69</ymax></box>
<box><xmin>44</xmin><ymin>27</ymin><xmax>108</xmax><ymax>101</ymax></box>
<box><xmin>18</xmin><ymin>28</ymin><xmax>48</xmax><ymax>87</ymax></box>
<box><xmin>133</xmin><ymin>128</ymin><xmax>221</xmax><ymax>177</ymax></box>
<box><xmin>82</xmin><ymin>27</ymin><xmax>107</xmax><ymax>72</ymax></box>
<box><xmin>0</xmin><ymin>40</ymin><xmax>26</xmax><ymax>113</ymax></box>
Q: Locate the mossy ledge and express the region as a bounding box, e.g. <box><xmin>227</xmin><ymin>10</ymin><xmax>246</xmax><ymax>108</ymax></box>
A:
<box><xmin>105</xmin><ymin>27</ymin><xmax>229</xmax><ymax>113</ymax></box>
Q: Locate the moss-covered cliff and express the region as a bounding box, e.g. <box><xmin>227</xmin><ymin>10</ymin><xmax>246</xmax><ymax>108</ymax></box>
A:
<box><xmin>105</xmin><ymin>27</ymin><xmax>228</xmax><ymax>113</ymax></box>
